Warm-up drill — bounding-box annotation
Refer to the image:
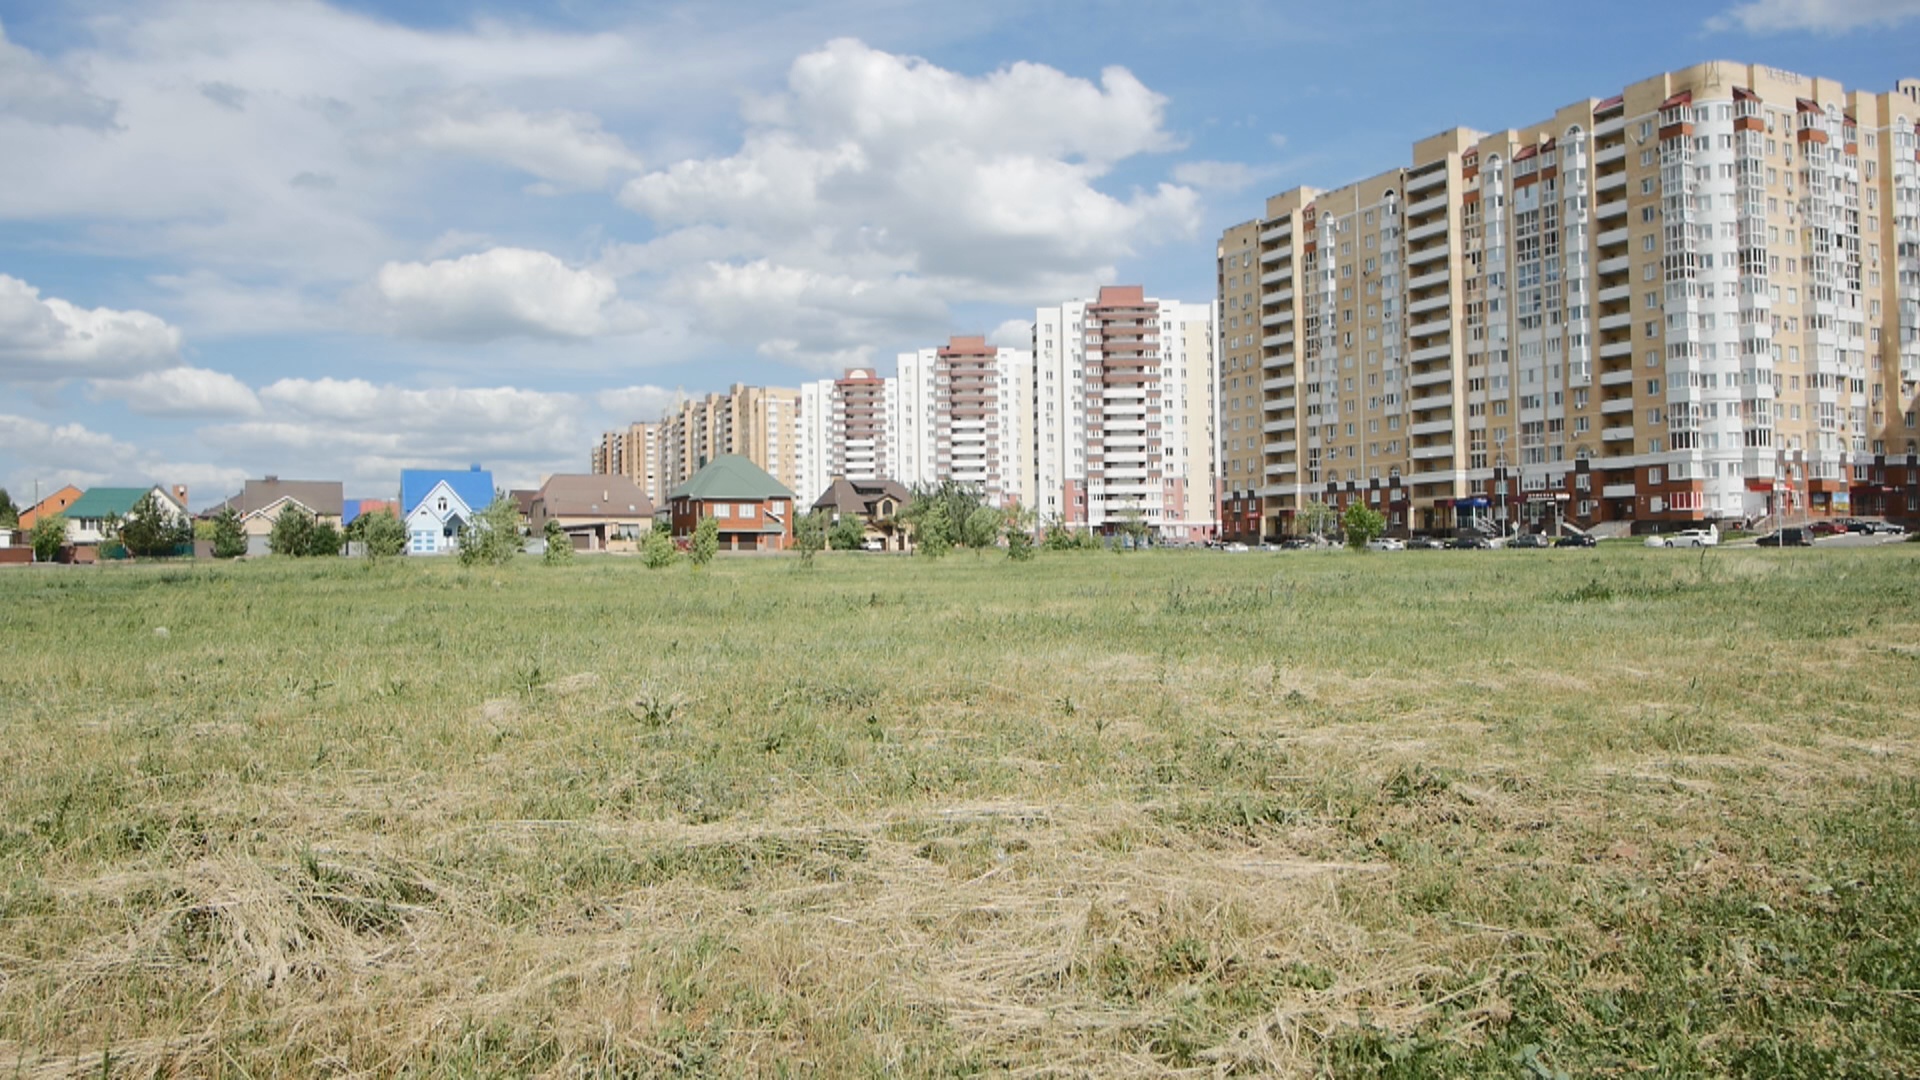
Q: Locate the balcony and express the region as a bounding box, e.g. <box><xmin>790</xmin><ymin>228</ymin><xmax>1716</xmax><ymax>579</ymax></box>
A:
<box><xmin>1408</xmin><ymin>267</ymin><xmax>1450</xmax><ymax>291</ymax></box>
<box><xmin>1264</xmin><ymin>330</ymin><xmax>1295</xmax><ymax>348</ymax></box>
<box><xmin>1600</xmin><ymin>367</ymin><xmax>1636</xmax><ymax>386</ymax></box>
<box><xmin>1263</xmin><ymin>417</ymin><xmax>1296</xmax><ymax>434</ymax></box>
<box><xmin>1410</xmin><ymin>342</ymin><xmax>1453</xmax><ymax>363</ymax></box>
<box><xmin>1407</xmin><ymin>218</ymin><xmax>1450</xmax><ymax>243</ymax></box>
<box><xmin>1265</xmin><ymin>440</ymin><xmax>1297</xmax><ymax>456</ymax></box>
<box><xmin>1597</xmin><ymin>312</ymin><xmax>1633</xmax><ymax>332</ymax></box>
<box><xmin>1595</xmin><ymin>144</ymin><xmax>1627</xmax><ymax>166</ymax></box>
<box><xmin>1597</xmin><ymin>284</ymin><xmax>1631</xmax><ymax>305</ymax></box>
<box><xmin>1595</xmin><ymin>171</ymin><xmax>1628</xmax><ymax>193</ymax></box>
<box><xmin>1409</xmin><ymin>366</ymin><xmax>1453</xmax><ymax>388</ymax></box>
<box><xmin>1260</xmin><ymin>223</ymin><xmax>1292</xmax><ymax>243</ymax></box>
<box><xmin>1411</xmin><ymin>444</ymin><xmax>1453</xmax><ymax>461</ymax></box>
<box><xmin>1410</xmin><ymin>317</ymin><xmax>1451</xmax><ymax>339</ymax></box>
<box><xmin>1597</xmin><ymin>255</ymin><xmax>1631</xmax><ymax>276</ymax></box>
<box><xmin>1596</xmin><ymin>198</ymin><xmax>1627</xmax><ymax>220</ymax></box>
<box><xmin>1407</xmin><ymin>192</ymin><xmax>1449</xmax><ymax>218</ymax></box>
<box><xmin>1263</xmin><ymin>288</ymin><xmax>1294</xmax><ymax>307</ymax></box>
<box><xmin>1406</xmin><ymin>167</ymin><xmax>1447</xmax><ymax>194</ymax></box>
<box><xmin>1407</xmin><ymin>241</ymin><xmax>1450</xmax><ymax>267</ymax></box>
<box><xmin>1260</xmin><ymin>243</ymin><xmax>1293</xmax><ymax>266</ymax></box>
<box><xmin>1597</xmin><ymin>228</ymin><xmax>1629</xmax><ymax>249</ymax></box>
<box><xmin>1602</xmin><ymin>482</ymin><xmax>1636</xmax><ymax>498</ymax></box>
<box><xmin>1411</xmin><ymin>391</ymin><xmax>1452</xmax><ymax>411</ymax></box>
<box><xmin>1260</xmin><ymin>266</ymin><xmax>1289</xmax><ymax>286</ymax></box>
<box><xmin>1408</xmin><ymin>291</ymin><xmax>1451</xmax><ymax>316</ymax></box>
<box><xmin>1265</xmin><ymin>462</ymin><xmax>1298</xmax><ymax>479</ymax></box>
<box><xmin>1263</xmin><ymin>375</ymin><xmax>1295</xmax><ymax>392</ymax></box>
<box><xmin>1601</xmin><ymin>397</ymin><xmax>1635</xmax><ymax>414</ymax></box>
<box><xmin>1602</xmin><ymin>425</ymin><xmax>1636</xmax><ymax>442</ymax></box>
<box><xmin>1411</xmin><ymin>418</ymin><xmax>1453</xmax><ymax>436</ymax></box>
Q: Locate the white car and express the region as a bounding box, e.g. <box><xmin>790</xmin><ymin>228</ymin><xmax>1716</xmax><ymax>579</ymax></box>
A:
<box><xmin>1646</xmin><ymin>527</ymin><xmax>1720</xmax><ymax>548</ymax></box>
<box><xmin>1222</xmin><ymin>542</ymin><xmax>1250</xmax><ymax>553</ymax></box>
<box><xmin>1366</xmin><ymin>537</ymin><xmax>1406</xmax><ymax>551</ymax></box>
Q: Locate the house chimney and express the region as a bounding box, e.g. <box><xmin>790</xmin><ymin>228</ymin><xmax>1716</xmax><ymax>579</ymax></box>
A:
<box><xmin>470</xmin><ymin>464</ymin><xmax>482</xmax><ymax>472</ymax></box>
<box><xmin>174</xmin><ymin>484</ymin><xmax>189</xmax><ymax>508</ymax></box>
<box><xmin>264</xmin><ymin>475</ymin><xmax>278</xmax><ymax>483</ymax></box>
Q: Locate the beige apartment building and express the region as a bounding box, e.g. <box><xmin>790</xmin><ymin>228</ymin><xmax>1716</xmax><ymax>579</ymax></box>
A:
<box><xmin>1221</xmin><ymin>62</ymin><xmax>1920</xmax><ymax>540</ymax></box>
<box><xmin>594</xmin><ymin>385</ymin><xmax>801</xmax><ymax>506</ymax></box>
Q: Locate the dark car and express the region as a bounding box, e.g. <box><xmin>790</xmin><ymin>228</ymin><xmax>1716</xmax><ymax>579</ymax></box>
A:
<box><xmin>1278</xmin><ymin>536</ymin><xmax>1316</xmax><ymax>550</ymax></box>
<box><xmin>1408</xmin><ymin>536</ymin><xmax>1447</xmax><ymax>550</ymax></box>
<box><xmin>1554</xmin><ymin>533</ymin><xmax>1598</xmax><ymax>548</ymax></box>
<box><xmin>1843</xmin><ymin>518</ymin><xmax>1876</xmax><ymax>534</ymax></box>
<box><xmin>1757</xmin><ymin>527</ymin><xmax>1813</xmax><ymax>547</ymax></box>
<box><xmin>1449</xmin><ymin>535</ymin><xmax>1492</xmax><ymax>550</ymax></box>
<box><xmin>1509</xmin><ymin>533</ymin><xmax>1550</xmax><ymax>549</ymax></box>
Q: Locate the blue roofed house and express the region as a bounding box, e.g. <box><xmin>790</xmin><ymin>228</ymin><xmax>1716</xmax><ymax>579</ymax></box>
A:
<box><xmin>400</xmin><ymin>465</ymin><xmax>495</xmax><ymax>555</ymax></box>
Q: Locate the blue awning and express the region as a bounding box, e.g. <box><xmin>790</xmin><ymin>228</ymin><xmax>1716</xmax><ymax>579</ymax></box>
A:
<box><xmin>1457</xmin><ymin>497</ymin><xmax>1490</xmax><ymax>508</ymax></box>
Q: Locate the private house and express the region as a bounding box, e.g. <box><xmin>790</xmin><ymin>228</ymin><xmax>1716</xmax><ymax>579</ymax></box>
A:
<box><xmin>811</xmin><ymin>476</ymin><xmax>912</xmax><ymax>551</ymax></box>
<box><xmin>208</xmin><ymin>476</ymin><xmax>344</xmax><ymax>556</ymax></box>
<box><xmin>668</xmin><ymin>455</ymin><xmax>795</xmax><ymax>552</ymax></box>
<box><xmin>342</xmin><ymin>499</ymin><xmax>400</xmax><ymax>527</ymax></box>
<box><xmin>17</xmin><ymin>485</ymin><xmax>83</xmax><ymax>530</ymax></box>
<box><xmin>530</xmin><ymin>475</ymin><xmax>654</xmax><ymax>552</ymax></box>
<box><xmin>63</xmin><ymin>486</ymin><xmax>190</xmax><ymax>555</ymax></box>
<box><xmin>400</xmin><ymin>465</ymin><xmax>494</xmax><ymax>556</ymax></box>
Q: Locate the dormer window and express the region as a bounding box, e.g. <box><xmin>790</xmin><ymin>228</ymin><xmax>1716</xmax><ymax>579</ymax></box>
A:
<box><xmin>437</xmin><ymin>497</ymin><xmax>448</xmax><ymax>512</ymax></box>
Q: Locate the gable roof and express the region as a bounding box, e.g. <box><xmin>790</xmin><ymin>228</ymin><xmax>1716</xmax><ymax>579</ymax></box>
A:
<box><xmin>66</xmin><ymin>487</ymin><xmax>172</xmax><ymax>521</ymax></box>
<box><xmin>668</xmin><ymin>454</ymin><xmax>794</xmax><ymax>502</ymax></box>
<box><xmin>341</xmin><ymin>498</ymin><xmax>399</xmax><ymax>525</ymax></box>
<box><xmin>18</xmin><ymin>485</ymin><xmax>83</xmax><ymax>528</ymax></box>
<box><xmin>812</xmin><ymin>476</ymin><xmax>911</xmax><ymax>516</ymax></box>
<box><xmin>401</xmin><ymin>466</ymin><xmax>494</xmax><ymax>515</ymax></box>
<box><xmin>215</xmin><ymin>477</ymin><xmax>344</xmax><ymax>519</ymax></box>
<box><xmin>536</xmin><ymin>474</ymin><xmax>654</xmax><ymax>518</ymax></box>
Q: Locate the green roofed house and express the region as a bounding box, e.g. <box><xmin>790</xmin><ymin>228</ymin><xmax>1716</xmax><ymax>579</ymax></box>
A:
<box><xmin>667</xmin><ymin>454</ymin><xmax>796</xmax><ymax>552</ymax></box>
<box><xmin>64</xmin><ymin>486</ymin><xmax>190</xmax><ymax>554</ymax></box>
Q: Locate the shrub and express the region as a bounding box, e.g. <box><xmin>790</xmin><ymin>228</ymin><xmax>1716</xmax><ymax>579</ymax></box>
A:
<box><xmin>543</xmin><ymin>519</ymin><xmax>573</xmax><ymax>565</ymax></box>
<box><xmin>643</xmin><ymin>528</ymin><xmax>678</xmax><ymax>569</ymax></box>
<box><xmin>29</xmin><ymin>514</ymin><xmax>66</xmax><ymax>562</ymax></box>
<box><xmin>268</xmin><ymin>506</ymin><xmax>316</xmax><ymax>556</ymax></box>
<box><xmin>209</xmin><ymin>507</ymin><xmax>248</xmax><ymax>559</ymax></box>
<box><xmin>688</xmin><ymin>516</ymin><xmax>719</xmax><ymax>568</ymax></box>
<box><xmin>457</xmin><ymin>496</ymin><xmax>525</xmax><ymax>567</ymax></box>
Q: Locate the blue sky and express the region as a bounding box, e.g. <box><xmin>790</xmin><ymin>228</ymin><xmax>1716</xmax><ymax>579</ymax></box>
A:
<box><xmin>2</xmin><ymin>0</ymin><xmax>1917</xmax><ymax>504</ymax></box>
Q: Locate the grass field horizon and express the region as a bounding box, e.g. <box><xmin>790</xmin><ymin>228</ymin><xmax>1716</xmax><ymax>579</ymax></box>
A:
<box><xmin>3</xmin><ymin>546</ymin><xmax>1918</xmax><ymax>1076</ymax></box>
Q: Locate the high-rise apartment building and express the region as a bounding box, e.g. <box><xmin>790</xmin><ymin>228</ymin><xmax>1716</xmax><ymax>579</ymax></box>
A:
<box><xmin>1034</xmin><ymin>287</ymin><xmax>1218</xmax><ymax>540</ymax></box>
<box><xmin>591</xmin><ymin>421</ymin><xmax>664</xmax><ymax>503</ymax></box>
<box><xmin>597</xmin><ymin>385</ymin><xmax>801</xmax><ymax>505</ymax></box>
<box><xmin>1224</xmin><ymin>62</ymin><xmax>1920</xmax><ymax>538</ymax></box>
<box><xmin>895</xmin><ymin>336</ymin><xmax>1035</xmax><ymax>508</ymax></box>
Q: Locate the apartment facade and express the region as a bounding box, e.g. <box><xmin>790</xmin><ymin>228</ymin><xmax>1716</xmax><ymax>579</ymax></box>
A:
<box><xmin>591</xmin><ymin>421</ymin><xmax>664</xmax><ymax>504</ymax></box>
<box><xmin>1034</xmin><ymin>287</ymin><xmax>1218</xmax><ymax>540</ymax></box>
<box><xmin>1225</xmin><ymin>63</ymin><xmax>1920</xmax><ymax>538</ymax></box>
<box><xmin>895</xmin><ymin>336</ymin><xmax>1035</xmax><ymax>508</ymax></box>
<box><xmin>597</xmin><ymin>386</ymin><xmax>801</xmax><ymax>506</ymax></box>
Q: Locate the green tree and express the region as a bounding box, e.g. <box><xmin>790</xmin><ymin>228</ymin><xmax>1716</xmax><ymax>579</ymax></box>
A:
<box><xmin>1042</xmin><ymin>515</ymin><xmax>1100</xmax><ymax>551</ymax></box>
<box><xmin>1112</xmin><ymin>506</ymin><xmax>1150</xmax><ymax>552</ymax></box>
<box><xmin>914</xmin><ymin>501</ymin><xmax>953</xmax><ymax>559</ymax></box>
<box><xmin>30</xmin><ymin>513</ymin><xmax>66</xmax><ymax>562</ymax></box>
<box><xmin>828</xmin><ymin>514</ymin><xmax>865</xmax><ymax>551</ymax></box>
<box><xmin>1342</xmin><ymin>502</ymin><xmax>1387</xmax><ymax>550</ymax></box>
<box><xmin>961</xmin><ymin>505</ymin><xmax>1002</xmax><ymax>554</ymax></box>
<box><xmin>307</xmin><ymin>520</ymin><xmax>343</xmax><ymax>557</ymax></box>
<box><xmin>1300</xmin><ymin>499</ymin><xmax>1338</xmax><ymax>540</ymax></box>
<box><xmin>688</xmin><ymin>515</ymin><xmax>719</xmax><ymax>568</ymax></box>
<box><xmin>457</xmin><ymin>495</ymin><xmax>525</xmax><ymax>567</ymax></box>
<box><xmin>269</xmin><ymin>506</ymin><xmax>316</xmax><ymax>556</ymax></box>
<box><xmin>0</xmin><ymin>489</ymin><xmax>17</xmax><ymax>530</ymax></box>
<box><xmin>643</xmin><ymin>527</ymin><xmax>678</xmax><ymax>569</ymax></box>
<box><xmin>355</xmin><ymin>510</ymin><xmax>406</xmax><ymax>564</ymax></box>
<box><xmin>209</xmin><ymin>507</ymin><xmax>248</xmax><ymax>559</ymax></box>
<box><xmin>117</xmin><ymin>492</ymin><xmax>191</xmax><ymax>558</ymax></box>
<box><xmin>794</xmin><ymin>511</ymin><xmax>827</xmax><ymax>566</ymax></box>
<box><xmin>543</xmin><ymin>519</ymin><xmax>573</xmax><ymax>565</ymax></box>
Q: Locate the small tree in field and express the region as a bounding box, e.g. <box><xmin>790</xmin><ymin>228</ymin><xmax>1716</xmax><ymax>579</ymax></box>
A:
<box><xmin>1300</xmin><ymin>499</ymin><xmax>1338</xmax><ymax>540</ymax></box>
<box><xmin>0</xmin><ymin>489</ymin><xmax>17</xmax><ymax>530</ymax></box>
<box><xmin>794</xmin><ymin>511</ymin><xmax>826</xmax><ymax>567</ymax></box>
<box><xmin>209</xmin><ymin>507</ymin><xmax>247</xmax><ymax>558</ymax></box>
<box><xmin>119</xmin><ymin>492</ymin><xmax>191</xmax><ymax>558</ymax></box>
<box><xmin>643</xmin><ymin>527</ymin><xmax>678</xmax><ymax>569</ymax></box>
<box><xmin>307</xmin><ymin>520</ymin><xmax>343</xmax><ymax>557</ymax></box>
<box><xmin>458</xmin><ymin>495</ymin><xmax>525</xmax><ymax>567</ymax></box>
<box><xmin>30</xmin><ymin>514</ymin><xmax>66</xmax><ymax>562</ymax></box>
<box><xmin>961</xmin><ymin>505</ymin><xmax>1002</xmax><ymax>554</ymax></box>
<box><xmin>914</xmin><ymin>501</ymin><xmax>953</xmax><ymax>558</ymax></box>
<box><xmin>828</xmin><ymin>514</ymin><xmax>864</xmax><ymax>551</ymax></box>
<box><xmin>543</xmin><ymin>519</ymin><xmax>573</xmax><ymax>565</ymax></box>
<box><xmin>353</xmin><ymin>510</ymin><xmax>406</xmax><ymax>564</ymax></box>
<box><xmin>688</xmin><ymin>516</ymin><xmax>719</xmax><ymax>568</ymax></box>
<box><xmin>1342</xmin><ymin>502</ymin><xmax>1387</xmax><ymax>550</ymax></box>
<box><xmin>269</xmin><ymin>506</ymin><xmax>316</xmax><ymax>556</ymax></box>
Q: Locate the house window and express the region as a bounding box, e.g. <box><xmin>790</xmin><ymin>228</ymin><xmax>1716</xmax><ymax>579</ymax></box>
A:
<box><xmin>715</xmin><ymin>504</ymin><xmax>732</xmax><ymax>519</ymax></box>
<box><xmin>437</xmin><ymin>497</ymin><xmax>448</xmax><ymax>512</ymax></box>
<box><xmin>411</xmin><ymin>530</ymin><xmax>434</xmax><ymax>553</ymax></box>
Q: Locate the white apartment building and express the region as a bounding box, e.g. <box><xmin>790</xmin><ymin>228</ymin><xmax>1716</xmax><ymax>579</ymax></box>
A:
<box><xmin>1034</xmin><ymin>286</ymin><xmax>1219</xmax><ymax>540</ymax></box>
<box><xmin>896</xmin><ymin>336</ymin><xmax>1034</xmax><ymax>508</ymax></box>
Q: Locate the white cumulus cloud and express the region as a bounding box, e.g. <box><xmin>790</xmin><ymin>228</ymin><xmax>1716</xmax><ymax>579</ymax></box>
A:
<box><xmin>1707</xmin><ymin>0</ymin><xmax>1920</xmax><ymax>32</ymax></box>
<box><xmin>88</xmin><ymin>366</ymin><xmax>262</xmax><ymax>417</ymax></box>
<box><xmin>374</xmin><ymin>247</ymin><xmax>644</xmax><ymax>341</ymax></box>
<box><xmin>0</xmin><ymin>274</ymin><xmax>183</xmax><ymax>380</ymax></box>
<box><xmin>411</xmin><ymin>104</ymin><xmax>644</xmax><ymax>192</ymax></box>
<box><xmin>987</xmin><ymin>318</ymin><xmax>1033</xmax><ymax>349</ymax></box>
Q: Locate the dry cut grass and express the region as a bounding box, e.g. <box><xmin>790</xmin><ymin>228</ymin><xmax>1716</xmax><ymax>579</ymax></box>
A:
<box><xmin>1</xmin><ymin>544</ymin><xmax>1918</xmax><ymax>1077</ymax></box>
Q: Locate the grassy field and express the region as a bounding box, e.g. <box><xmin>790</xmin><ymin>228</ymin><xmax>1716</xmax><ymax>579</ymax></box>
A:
<box><xmin>2</xmin><ymin>545</ymin><xmax>1918</xmax><ymax>1077</ymax></box>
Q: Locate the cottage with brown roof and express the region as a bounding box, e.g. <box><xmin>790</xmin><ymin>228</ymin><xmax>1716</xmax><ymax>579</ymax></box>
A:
<box><xmin>812</xmin><ymin>476</ymin><xmax>912</xmax><ymax>551</ymax></box>
<box><xmin>209</xmin><ymin>476</ymin><xmax>344</xmax><ymax>557</ymax></box>
<box><xmin>529</xmin><ymin>475</ymin><xmax>655</xmax><ymax>552</ymax></box>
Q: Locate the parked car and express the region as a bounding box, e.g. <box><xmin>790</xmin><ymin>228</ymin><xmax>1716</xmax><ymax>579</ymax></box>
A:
<box><xmin>1842</xmin><ymin>518</ymin><xmax>1876</xmax><ymax>534</ymax></box>
<box><xmin>1646</xmin><ymin>526</ymin><xmax>1720</xmax><ymax>548</ymax></box>
<box><xmin>1366</xmin><ymin>537</ymin><xmax>1406</xmax><ymax>551</ymax></box>
<box><xmin>1509</xmin><ymin>533</ymin><xmax>1550</xmax><ymax>549</ymax></box>
<box><xmin>1449</xmin><ymin>535</ymin><xmax>1492</xmax><ymax>550</ymax></box>
<box><xmin>1756</xmin><ymin>527</ymin><xmax>1812</xmax><ymax>547</ymax></box>
<box><xmin>1408</xmin><ymin>536</ymin><xmax>1447</xmax><ymax>550</ymax></box>
<box><xmin>863</xmin><ymin>538</ymin><xmax>884</xmax><ymax>551</ymax></box>
<box><xmin>1554</xmin><ymin>533</ymin><xmax>1598</xmax><ymax>548</ymax></box>
<box><xmin>1222</xmin><ymin>541</ymin><xmax>1250</xmax><ymax>553</ymax></box>
<box><xmin>1808</xmin><ymin>520</ymin><xmax>1847</xmax><ymax>537</ymax></box>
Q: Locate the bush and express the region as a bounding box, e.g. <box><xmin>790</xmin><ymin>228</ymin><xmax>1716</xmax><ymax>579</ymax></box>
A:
<box><xmin>268</xmin><ymin>506</ymin><xmax>316</xmax><ymax>556</ymax></box>
<box><xmin>355</xmin><ymin>510</ymin><xmax>406</xmax><ymax>564</ymax></box>
<box><xmin>457</xmin><ymin>496</ymin><xmax>525</xmax><ymax>567</ymax></box>
<box><xmin>119</xmin><ymin>492</ymin><xmax>191</xmax><ymax>558</ymax></box>
<box><xmin>1006</xmin><ymin>526</ymin><xmax>1035</xmax><ymax>561</ymax></box>
<box><xmin>307</xmin><ymin>521</ymin><xmax>343</xmax><ymax>557</ymax></box>
<box><xmin>961</xmin><ymin>506</ymin><xmax>1002</xmax><ymax>553</ymax></box>
<box><xmin>209</xmin><ymin>507</ymin><xmax>248</xmax><ymax>559</ymax></box>
<box><xmin>1342</xmin><ymin>503</ymin><xmax>1387</xmax><ymax>550</ymax></box>
<box><xmin>643</xmin><ymin>528</ymin><xmax>678</xmax><ymax>569</ymax></box>
<box><xmin>688</xmin><ymin>516</ymin><xmax>719</xmax><ymax>568</ymax></box>
<box><xmin>794</xmin><ymin>512</ymin><xmax>827</xmax><ymax>566</ymax></box>
<box><xmin>29</xmin><ymin>514</ymin><xmax>66</xmax><ymax>562</ymax></box>
<box><xmin>828</xmin><ymin>515</ymin><xmax>865</xmax><ymax>551</ymax></box>
<box><xmin>543</xmin><ymin>519</ymin><xmax>573</xmax><ymax>565</ymax></box>
<box><xmin>914</xmin><ymin>502</ymin><xmax>953</xmax><ymax>559</ymax></box>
